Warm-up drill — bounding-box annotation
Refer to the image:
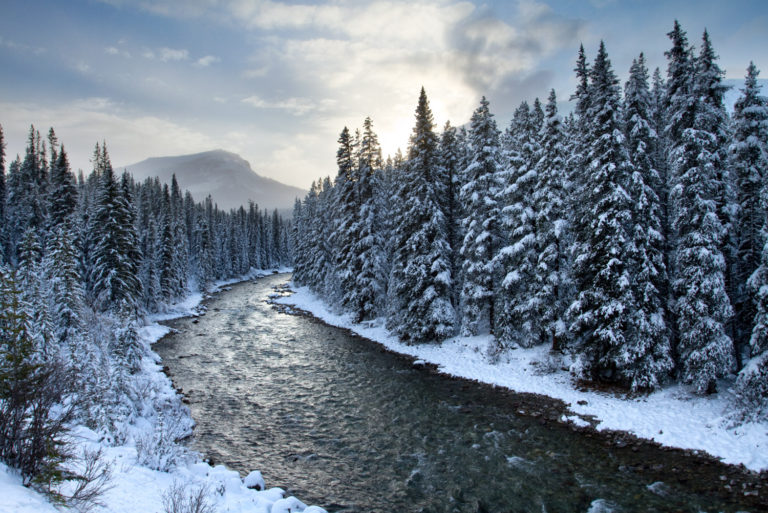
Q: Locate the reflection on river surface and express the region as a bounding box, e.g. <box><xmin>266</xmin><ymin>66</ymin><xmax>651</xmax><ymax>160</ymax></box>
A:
<box><xmin>155</xmin><ymin>274</ymin><xmax>763</xmax><ymax>513</ymax></box>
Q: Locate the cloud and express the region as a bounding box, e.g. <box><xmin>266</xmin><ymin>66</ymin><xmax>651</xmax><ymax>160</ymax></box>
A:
<box><xmin>0</xmin><ymin>35</ymin><xmax>47</xmax><ymax>55</ymax></box>
<box><xmin>74</xmin><ymin>61</ymin><xmax>92</xmax><ymax>74</ymax></box>
<box><xmin>195</xmin><ymin>55</ymin><xmax>221</xmax><ymax>67</ymax></box>
<box><xmin>242</xmin><ymin>95</ymin><xmax>322</xmax><ymax>116</ymax></box>
<box><xmin>0</xmin><ymin>98</ymin><xmax>219</xmax><ymax>174</ymax></box>
<box><xmin>158</xmin><ymin>47</ymin><xmax>189</xmax><ymax>61</ymax></box>
<box><xmin>105</xmin><ymin>46</ymin><xmax>131</xmax><ymax>58</ymax></box>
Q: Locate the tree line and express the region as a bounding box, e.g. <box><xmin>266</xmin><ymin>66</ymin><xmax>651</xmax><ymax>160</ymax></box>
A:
<box><xmin>291</xmin><ymin>21</ymin><xmax>768</xmax><ymax>420</ymax></box>
<box><xmin>0</xmin><ymin>125</ymin><xmax>293</xmax><ymax>495</ymax></box>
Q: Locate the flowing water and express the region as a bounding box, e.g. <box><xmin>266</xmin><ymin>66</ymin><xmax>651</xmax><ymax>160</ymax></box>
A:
<box><xmin>154</xmin><ymin>274</ymin><xmax>763</xmax><ymax>513</ymax></box>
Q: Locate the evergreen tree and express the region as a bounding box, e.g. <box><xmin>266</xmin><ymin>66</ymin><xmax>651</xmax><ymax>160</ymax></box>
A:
<box><xmin>387</xmin><ymin>88</ymin><xmax>455</xmax><ymax>341</ymax></box>
<box><xmin>332</xmin><ymin>127</ymin><xmax>358</xmax><ymax>308</ymax></box>
<box><xmin>666</xmin><ymin>25</ymin><xmax>734</xmax><ymax>393</ymax></box>
<box><xmin>351</xmin><ymin>117</ymin><xmax>385</xmax><ymax>321</ymax></box>
<box><xmin>44</xmin><ymin>225</ymin><xmax>85</xmax><ymax>351</ymax></box>
<box><xmin>88</xmin><ymin>153</ymin><xmax>142</xmax><ymax>315</ymax></box>
<box><xmin>732</xmin><ymin>62</ymin><xmax>768</xmax><ymax>362</ymax></box>
<box><xmin>48</xmin><ymin>146</ymin><xmax>78</xmax><ymax>229</ymax></box>
<box><xmin>568</xmin><ymin>42</ymin><xmax>637</xmax><ymax>384</ymax></box>
<box><xmin>734</xmin><ymin>63</ymin><xmax>768</xmax><ymax>419</ymax></box>
<box><xmin>532</xmin><ymin>90</ymin><xmax>572</xmax><ymax>351</ymax></box>
<box><xmin>439</xmin><ymin>121</ymin><xmax>463</xmax><ymax>309</ymax></box>
<box><xmin>495</xmin><ymin>99</ymin><xmax>541</xmax><ymax>346</ymax></box>
<box><xmin>460</xmin><ymin>97</ymin><xmax>502</xmax><ymax>337</ymax></box>
<box><xmin>0</xmin><ymin>124</ymin><xmax>6</xmax><ymax>263</ymax></box>
<box><xmin>7</xmin><ymin>127</ymin><xmax>48</xmax><ymax>262</ymax></box>
<box><xmin>624</xmin><ymin>54</ymin><xmax>674</xmax><ymax>389</ymax></box>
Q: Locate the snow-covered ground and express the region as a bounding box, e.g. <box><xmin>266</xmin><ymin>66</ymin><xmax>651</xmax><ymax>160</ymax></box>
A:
<box><xmin>276</xmin><ymin>284</ymin><xmax>768</xmax><ymax>473</ymax></box>
<box><xmin>0</xmin><ymin>267</ymin><xmax>328</xmax><ymax>513</ymax></box>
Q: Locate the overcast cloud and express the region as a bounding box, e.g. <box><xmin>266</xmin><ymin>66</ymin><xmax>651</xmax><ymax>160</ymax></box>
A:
<box><xmin>1</xmin><ymin>0</ymin><xmax>766</xmax><ymax>188</ymax></box>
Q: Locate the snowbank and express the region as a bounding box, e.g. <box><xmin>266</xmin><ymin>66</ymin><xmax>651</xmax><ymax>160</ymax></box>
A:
<box><xmin>0</xmin><ymin>268</ymin><xmax>328</xmax><ymax>513</ymax></box>
<box><xmin>276</xmin><ymin>284</ymin><xmax>768</xmax><ymax>473</ymax></box>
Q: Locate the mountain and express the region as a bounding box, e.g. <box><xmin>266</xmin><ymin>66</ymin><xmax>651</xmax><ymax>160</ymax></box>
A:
<box><xmin>119</xmin><ymin>150</ymin><xmax>306</xmax><ymax>212</ymax></box>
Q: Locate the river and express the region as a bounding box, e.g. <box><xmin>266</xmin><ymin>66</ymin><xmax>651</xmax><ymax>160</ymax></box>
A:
<box><xmin>154</xmin><ymin>274</ymin><xmax>763</xmax><ymax>512</ymax></box>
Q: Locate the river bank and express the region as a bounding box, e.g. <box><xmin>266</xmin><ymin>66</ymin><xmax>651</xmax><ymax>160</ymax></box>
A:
<box><xmin>274</xmin><ymin>282</ymin><xmax>768</xmax><ymax>478</ymax></box>
<box><xmin>151</xmin><ymin>275</ymin><xmax>765</xmax><ymax>512</ymax></box>
<box><xmin>0</xmin><ymin>268</ymin><xmax>329</xmax><ymax>513</ymax></box>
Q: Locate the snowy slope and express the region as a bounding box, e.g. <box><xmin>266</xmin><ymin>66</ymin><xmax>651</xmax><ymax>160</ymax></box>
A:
<box><xmin>119</xmin><ymin>150</ymin><xmax>306</xmax><ymax>212</ymax></box>
<box><xmin>276</xmin><ymin>285</ymin><xmax>768</xmax><ymax>473</ymax></box>
<box><xmin>0</xmin><ymin>269</ymin><xmax>327</xmax><ymax>513</ymax></box>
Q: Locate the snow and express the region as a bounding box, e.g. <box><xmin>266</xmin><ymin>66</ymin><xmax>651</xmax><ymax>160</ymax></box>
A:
<box><xmin>277</xmin><ymin>284</ymin><xmax>768</xmax><ymax>472</ymax></box>
<box><xmin>0</xmin><ymin>268</ymin><xmax>327</xmax><ymax>513</ymax></box>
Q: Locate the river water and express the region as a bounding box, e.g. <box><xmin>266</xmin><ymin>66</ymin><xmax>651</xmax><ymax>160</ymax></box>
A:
<box><xmin>154</xmin><ymin>274</ymin><xmax>763</xmax><ymax>513</ymax></box>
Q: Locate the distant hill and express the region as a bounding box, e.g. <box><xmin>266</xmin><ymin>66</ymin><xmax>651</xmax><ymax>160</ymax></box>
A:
<box><xmin>119</xmin><ymin>150</ymin><xmax>306</xmax><ymax>212</ymax></box>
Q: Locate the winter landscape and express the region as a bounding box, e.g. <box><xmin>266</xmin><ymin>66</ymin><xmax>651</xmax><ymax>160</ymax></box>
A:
<box><xmin>2</xmin><ymin>1</ymin><xmax>768</xmax><ymax>512</ymax></box>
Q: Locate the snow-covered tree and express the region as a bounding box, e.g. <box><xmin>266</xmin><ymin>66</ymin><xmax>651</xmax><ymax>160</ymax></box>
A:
<box><xmin>387</xmin><ymin>88</ymin><xmax>455</xmax><ymax>341</ymax></box>
<box><xmin>568</xmin><ymin>41</ymin><xmax>637</xmax><ymax>384</ymax></box>
<box><xmin>497</xmin><ymin>98</ymin><xmax>544</xmax><ymax>347</ymax></box>
<box><xmin>438</xmin><ymin>121</ymin><xmax>464</xmax><ymax>308</ymax></box>
<box><xmin>532</xmin><ymin>90</ymin><xmax>572</xmax><ymax>351</ymax></box>
<box><xmin>0</xmin><ymin>124</ymin><xmax>6</xmax><ymax>263</ymax></box>
<box><xmin>459</xmin><ymin>97</ymin><xmax>502</xmax><ymax>337</ymax></box>
<box><xmin>351</xmin><ymin>117</ymin><xmax>385</xmax><ymax>321</ymax></box>
<box><xmin>88</xmin><ymin>152</ymin><xmax>142</xmax><ymax>315</ymax></box>
<box><xmin>623</xmin><ymin>54</ymin><xmax>674</xmax><ymax>389</ymax></box>
<box><xmin>734</xmin><ymin>63</ymin><xmax>768</xmax><ymax>419</ymax></box>
<box><xmin>732</xmin><ymin>62</ymin><xmax>768</xmax><ymax>360</ymax></box>
<box><xmin>332</xmin><ymin>127</ymin><xmax>358</xmax><ymax>309</ymax></box>
<box><xmin>666</xmin><ymin>25</ymin><xmax>734</xmax><ymax>393</ymax></box>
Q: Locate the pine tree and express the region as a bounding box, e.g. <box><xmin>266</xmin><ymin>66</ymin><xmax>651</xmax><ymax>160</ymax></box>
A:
<box><xmin>568</xmin><ymin>41</ymin><xmax>636</xmax><ymax>384</ymax></box>
<box><xmin>439</xmin><ymin>121</ymin><xmax>463</xmax><ymax>309</ymax></box>
<box><xmin>0</xmin><ymin>265</ymin><xmax>73</xmax><ymax>487</ymax></box>
<box><xmin>0</xmin><ymin>124</ymin><xmax>6</xmax><ymax>263</ymax></box>
<box><xmin>88</xmin><ymin>153</ymin><xmax>142</xmax><ymax>315</ymax></box>
<box><xmin>460</xmin><ymin>97</ymin><xmax>502</xmax><ymax>337</ymax></box>
<box><xmin>624</xmin><ymin>54</ymin><xmax>674</xmax><ymax>389</ymax></box>
<box><xmin>48</xmin><ymin>146</ymin><xmax>78</xmax><ymax>229</ymax></box>
<box><xmin>44</xmin><ymin>225</ymin><xmax>85</xmax><ymax>351</ymax></box>
<box><xmin>331</xmin><ymin>127</ymin><xmax>358</xmax><ymax>309</ymax></box>
<box><xmin>387</xmin><ymin>88</ymin><xmax>455</xmax><ymax>341</ymax></box>
<box><xmin>352</xmin><ymin>117</ymin><xmax>385</xmax><ymax>321</ymax></box>
<box><xmin>732</xmin><ymin>62</ymin><xmax>768</xmax><ymax>362</ymax></box>
<box><xmin>7</xmin><ymin>127</ymin><xmax>48</xmax><ymax>262</ymax></box>
<box><xmin>734</xmin><ymin>63</ymin><xmax>768</xmax><ymax>419</ymax></box>
<box><xmin>666</xmin><ymin>25</ymin><xmax>734</xmax><ymax>393</ymax></box>
<box><xmin>532</xmin><ymin>90</ymin><xmax>572</xmax><ymax>351</ymax></box>
<box><xmin>495</xmin><ymin>99</ymin><xmax>541</xmax><ymax>346</ymax></box>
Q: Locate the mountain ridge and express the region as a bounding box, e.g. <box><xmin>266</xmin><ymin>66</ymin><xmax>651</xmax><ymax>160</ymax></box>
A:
<box><xmin>119</xmin><ymin>149</ymin><xmax>306</xmax><ymax>212</ymax></box>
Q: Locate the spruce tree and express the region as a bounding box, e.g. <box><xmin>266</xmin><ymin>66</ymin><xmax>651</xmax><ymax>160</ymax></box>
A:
<box><xmin>439</xmin><ymin>121</ymin><xmax>463</xmax><ymax>309</ymax></box>
<box><xmin>532</xmin><ymin>90</ymin><xmax>572</xmax><ymax>351</ymax></box>
<box><xmin>0</xmin><ymin>124</ymin><xmax>6</xmax><ymax>263</ymax></box>
<box><xmin>734</xmin><ymin>63</ymin><xmax>768</xmax><ymax>419</ymax></box>
<box><xmin>352</xmin><ymin>117</ymin><xmax>385</xmax><ymax>321</ymax></box>
<box><xmin>496</xmin><ymin>99</ymin><xmax>542</xmax><ymax>346</ymax></box>
<box><xmin>666</xmin><ymin>25</ymin><xmax>734</xmax><ymax>393</ymax></box>
<box><xmin>732</xmin><ymin>62</ymin><xmax>768</xmax><ymax>362</ymax></box>
<box><xmin>332</xmin><ymin>127</ymin><xmax>359</xmax><ymax>309</ymax></box>
<box><xmin>48</xmin><ymin>146</ymin><xmax>78</xmax><ymax>229</ymax></box>
<box><xmin>387</xmin><ymin>88</ymin><xmax>455</xmax><ymax>341</ymax></box>
<box><xmin>460</xmin><ymin>97</ymin><xmax>502</xmax><ymax>337</ymax></box>
<box><xmin>88</xmin><ymin>153</ymin><xmax>142</xmax><ymax>315</ymax></box>
<box><xmin>568</xmin><ymin>42</ymin><xmax>636</xmax><ymax>384</ymax></box>
<box><xmin>624</xmin><ymin>54</ymin><xmax>674</xmax><ymax>389</ymax></box>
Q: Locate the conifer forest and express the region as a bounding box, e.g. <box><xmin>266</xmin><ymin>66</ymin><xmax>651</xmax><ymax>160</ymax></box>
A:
<box><xmin>2</xmin><ymin>11</ymin><xmax>768</xmax><ymax>512</ymax></box>
<box><xmin>292</xmin><ymin>23</ymin><xmax>768</xmax><ymax>419</ymax></box>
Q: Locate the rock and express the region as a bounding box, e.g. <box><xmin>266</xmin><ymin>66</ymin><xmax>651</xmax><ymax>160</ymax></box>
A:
<box><xmin>271</xmin><ymin>496</ymin><xmax>307</xmax><ymax>513</ymax></box>
<box><xmin>244</xmin><ymin>470</ymin><xmax>265</xmax><ymax>490</ymax></box>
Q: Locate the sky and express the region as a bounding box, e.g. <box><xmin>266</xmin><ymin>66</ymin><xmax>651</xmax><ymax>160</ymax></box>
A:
<box><xmin>1</xmin><ymin>0</ymin><xmax>767</xmax><ymax>189</ymax></box>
